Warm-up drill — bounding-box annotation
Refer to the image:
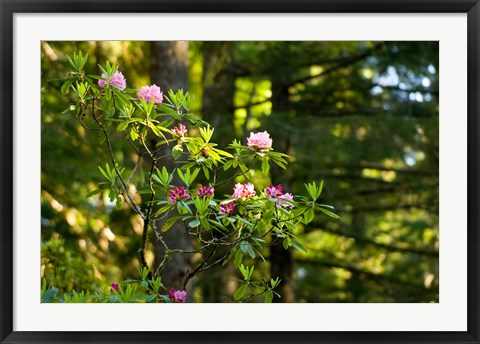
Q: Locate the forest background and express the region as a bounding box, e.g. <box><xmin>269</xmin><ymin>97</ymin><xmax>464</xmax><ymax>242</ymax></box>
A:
<box><xmin>41</xmin><ymin>41</ymin><xmax>439</xmax><ymax>303</ymax></box>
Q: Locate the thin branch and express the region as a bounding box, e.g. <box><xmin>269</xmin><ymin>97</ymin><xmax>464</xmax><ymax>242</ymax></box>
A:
<box><xmin>138</xmin><ymin>157</ymin><xmax>156</xmax><ymax>273</ymax></box>
<box><xmin>309</xmin><ymin>225</ymin><xmax>438</xmax><ymax>257</ymax></box>
<box><xmin>289</xmin><ymin>42</ymin><xmax>385</xmax><ymax>87</ymax></box>
<box><xmin>126</xmin><ymin>152</ymin><xmax>142</xmax><ymax>185</ymax></box>
<box><xmin>89</xmin><ymin>97</ymin><xmax>144</xmax><ymax>218</ymax></box>
<box><xmin>234</xmin><ymin>98</ymin><xmax>271</xmax><ymax>111</ymax></box>
<box><xmin>297</xmin><ymin>257</ymin><xmax>432</xmax><ymax>290</ymax></box>
<box><xmin>182</xmin><ymin>245</ymin><xmax>218</xmax><ymax>290</ymax></box>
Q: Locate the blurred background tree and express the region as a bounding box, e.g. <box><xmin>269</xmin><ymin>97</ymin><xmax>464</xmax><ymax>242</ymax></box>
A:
<box><xmin>41</xmin><ymin>40</ymin><xmax>438</xmax><ymax>302</ymax></box>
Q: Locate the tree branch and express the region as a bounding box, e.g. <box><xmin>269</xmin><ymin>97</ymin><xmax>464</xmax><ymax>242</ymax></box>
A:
<box><xmin>289</xmin><ymin>43</ymin><xmax>385</xmax><ymax>87</ymax></box>
<box><xmin>309</xmin><ymin>225</ymin><xmax>438</xmax><ymax>257</ymax></box>
<box><xmin>90</xmin><ymin>97</ymin><xmax>144</xmax><ymax>218</ymax></box>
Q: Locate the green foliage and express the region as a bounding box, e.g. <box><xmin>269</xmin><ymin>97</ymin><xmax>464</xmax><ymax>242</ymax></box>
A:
<box><xmin>41</xmin><ymin>237</ymin><xmax>99</xmax><ymax>293</ymax></box>
<box><xmin>41</xmin><ymin>268</ymin><xmax>171</xmax><ymax>303</ymax></box>
<box><xmin>42</xmin><ymin>41</ymin><xmax>439</xmax><ymax>303</ymax></box>
<box><xmin>49</xmin><ymin>48</ymin><xmax>341</xmax><ymax>303</ymax></box>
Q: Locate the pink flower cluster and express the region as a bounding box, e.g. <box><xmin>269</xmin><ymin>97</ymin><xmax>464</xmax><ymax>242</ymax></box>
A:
<box><xmin>232</xmin><ymin>182</ymin><xmax>256</xmax><ymax>199</ymax></box>
<box><xmin>98</xmin><ymin>71</ymin><xmax>127</xmax><ymax>90</ymax></box>
<box><xmin>110</xmin><ymin>282</ymin><xmax>119</xmax><ymax>293</ymax></box>
<box><xmin>197</xmin><ymin>186</ymin><xmax>214</xmax><ymax>198</ymax></box>
<box><xmin>172</xmin><ymin>123</ymin><xmax>188</xmax><ymax>137</ymax></box>
<box><xmin>277</xmin><ymin>193</ymin><xmax>294</xmax><ymax>209</ymax></box>
<box><xmin>219</xmin><ymin>202</ymin><xmax>235</xmax><ymax>215</ymax></box>
<box><xmin>138</xmin><ymin>84</ymin><xmax>163</xmax><ymax>104</ymax></box>
<box><xmin>168</xmin><ymin>289</ymin><xmax>187</xmax><ymax>303</ymax></box>
<box><xmin>265</xmin><ymin>184</ymin><xmax>294</xmax><ymax>209</ymax></box>
<box><xmin>247</xmin><ymin>131</ymin><xmax>273</xmax><ymax>152</ymax></box>
<box><xmin>169</xmin><ymin>186</ymin><xmax>191</xmax><ymax>206</ymax></box>
<box><xmin>265</xmin><ymin>184</ymin><xmax>284</xmax><ymax>197</ymax></box>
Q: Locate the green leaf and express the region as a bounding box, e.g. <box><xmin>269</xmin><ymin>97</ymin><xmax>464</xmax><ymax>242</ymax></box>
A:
<box><xmin>162</xmin><ymin>217</ymin><xmax>178</xmax><ymax>232</ymax></box>
<box><xmin>223</xmin><ymin>160</ymin><xmax>233</xmax><ymax>171</ymax></box>
<box><xmin>41</xmin><ymin>287</ymin><xmax>58</xmax><ymax>303</ymax></box>
<box><xmin>188</xmin><ymin>219</ymin><xmax>201</xmax><ymax>228</ymax></box>
<box><xmin>270</xmin><ymin>277</ymin><xmax>281</xmax><ymax>288</ymax></box>
<box><xmin>240</xmin><ymin>241</ymin><xmax>255</xmax><ymax>259</ymax></box>
<box><xmin>264</xmin><ymin>290</ymin><xmax>273</xmax><ymax>303</ymax></box>
<box><xmin>157</xmin><ymin>103</ymin><xmax>179</xmax><ymax>116</ymax></box>
<box><xmin>149</xmin><ymin>123</ymin><xmax>163</xmax><ymax>137</ymax></box>
<box><xmin>190</xmin><ymin>168</ymin><xmax>200</xmax><ymax>184</ymax></box>
<box><xmin>145</xmin><ymin>294</ymin><xmax>157</xmax><ymax>302</ymax></box>
<box><xmin>248</xmin><ymin>265</ymin><xmax>254</xmax><ymax>279</ymax></box>
<box><xmin>98</xmin><ymin>165</ymin><xmax>111</xmax><ymax>181</ymax></box>
<box><xmin>202</xmin><ymin>166</ymin><xmax>210</xmax><ymax>179</ymax></box>
<box><xmin>172</xmin><ymin>144</ymin><xmax>183</xmax><ymax>160</ymax></box>
<box><xmin>317</xmin><ymin>180</ymin><xmax>324</xmax><ymax>199</ymax></box>
<box><xmin>117</xmin><ymin>122</ymin><xmax>129</xmax><ymax>132</ymax></box>
<box><xmin>261</xmin><ymin>158</ymin><xmax>270</xmax><ymax>174</ymax></box>
<box><xmin>61</xmin><ymin>80</ymin><xmax>73</xmax><ymax>95</ymax></box>
<box><xmin>86</xmin><ymin>188</ymin><xmax>104</xmax><ymax>198</ymax></box>
<box><xmin>234</xmin><ymin>283</ymin><xmax>247</xmax><ymax>301</ymax></box>
<box><xmin>108</xmin><ymin>189</ymin><xmax>116</xmax><ymax>203</ymax></box>
<box><xmin>239</xmin><ymin>264</ymin><xmax>248</xmax><ymax>279</ymax></box>
<box><xmin>317</xmin><ymin>206</ymin><xmax>341</xmax><ymax>220</ymax></box>
<box><xmin>236</xmin><ymin>217</ymin><xmax>254</xmax><ymax>227</ymax></box>
<box><xmin>177</xmin><ymin>169</ymin><xmax>186</xmax><ymax>185</ymax></box>
<box><xmin>303</xmin><ymin>207</ymin><xmax>315</xmax><ymax>224</ymax></box>
<box><xmin>115</xmin><ymin>196</ymin><xmax>122</xmax><ymax>210</ymax></box>
<box><xmin>130</xmin><ymin>130</ymin><xmax>139</xmax><ymax>141</ymax></box>
<box><xmin>66</xmin><ymin>54</ymin><xmax>77</xmax><ymax>70</ymax></box>
<box><xmin>105</xmin><ymin>60</ymin><xmax>112</xmax><ymax>75</ymax></box>
<box><xmin>234</xmin><ymin>250</ymin><xmax>243</xmax><ymax>268</ymax></box>
<box><xmin>290</xmin><ymin>239</ymin><xmax>307</xmax><ymax>253</ymax></box>
<box><xmin>154</xmin><ymin>205</ymin><xmax>172</xmax><ymax>217</ymax></box>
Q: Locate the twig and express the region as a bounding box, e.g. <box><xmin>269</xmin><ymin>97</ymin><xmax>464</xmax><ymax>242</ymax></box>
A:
<box><xmin>90</xmin><ymin>97</ymin><xmax>144</xmax><ymax>218</ymax></box>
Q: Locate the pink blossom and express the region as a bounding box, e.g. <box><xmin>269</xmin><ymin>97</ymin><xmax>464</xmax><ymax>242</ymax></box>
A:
<box><xmin>172</xmin><ymin>123</ymin><xmax>188</xmax><ymax>137</ymax></box>
<box><xmin>138</xmin><ymin>84</ymin><xmax>163</xmax><ymax>104</ymax></box>
<box><xmin>265</xmin><ymin>184</ymin><xmax>284</xmax><ymax>197</ymax></box>
<box><xmin>169</xmin><ymin>186</ymin><xmax>191</xmax><ymax>206</ymax></box>
<box><xmin>110</xmin><ymin>282</ymin><xmax>119</xmax><ymax>293</ymax></box>
<box><xmin>98</xmin><ymin>71</ymin><xmax>127</xmax><ymax>90</ymax></box>
<box><xmin>277</xmin><ymin>193</ymin><xmax>294</xmax><ymax>209</ymax></box>
<box><xmin>232</xmin><ymin>182</ymin><xmax>256</xmax><ymax>199</ymax></box>
<box><xmin>247</xmin><ymin>131</ymin><xmax>273</xmax><ymax>151</ymax></box>
<box><xmin>219</xmin><ymin>201</ymin><xmax>235</xmax><ymax>215</ymax></box>
<box><xmin>197</xmin><ymin>186</ymin><xmax>214</xmax><ymax>198</ymax></box>
<box><xmin>168</xmin><ymin>289</ymin><xmax>187</xmax><ymax>303</ymax></box>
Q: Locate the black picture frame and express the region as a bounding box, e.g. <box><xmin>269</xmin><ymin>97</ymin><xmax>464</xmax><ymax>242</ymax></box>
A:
<box><xmin>1</xmin><ymin>1</ymin><xmax>479</xmax><ymax>343</ymax></box>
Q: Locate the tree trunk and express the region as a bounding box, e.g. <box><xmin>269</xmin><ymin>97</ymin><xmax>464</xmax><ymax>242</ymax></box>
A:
<box><xmin>150</xmin><ymin>42</ymin><xmax>193</xmax><ymax>298</ymax></box>
<box><xmin>269</xmin><ymin>77</ymin><xmax>296</xmax><ymax>303</ymax></box>
<box><xmin>200</xmin><ymin>42</ymin><xmax>236</xmax><ymax>302</ymax></box>
<box><xmin>202</xmin><ymin>42</ymin><xmax>235</xmax><ymax>147</ymax></box>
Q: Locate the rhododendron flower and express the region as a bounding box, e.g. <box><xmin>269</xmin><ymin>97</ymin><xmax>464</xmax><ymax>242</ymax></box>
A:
<box><xmin>138</xmin><ymin>84</ymin><xmax>163</xmax><ymax>104</ymax></box>
<box><xmin>172</xmin><ymin>123</ymin><xmax>187</xmax><ymax>137</ymax></box>
<box><xmin>168</xmin><ymin>289</ymin><xmax>187</xmax><ymax>303</ymax></box>
<box><xmin>219</xmin><ymin>201</ymin><xmax>235</xmax><ymax>215</ymax></box>
<box><xmin>169</xmin><ymin>186</ymin><xmax>191</xmax><ymax>205</ymax></box>
<box><xmin>98</xmin><ymin>71</ymin><xmax>127</xmax><ymax>90</ymax></box>
<box><xmin>110</xmin><ymin>282</ymin><xmax>119</xmax><ymax>293</ymax></box>
<box><xmin>277</xmin><ymin>193</ymin><xmax>294</xmax><ymax>209</ymax></box>
<box><xmin>232</xmin><ymin>182</ymin><xmax>256</xmax><ymax>199</ymax></box>
<box><xmin>202</xmin><ymin>146</ymin><xmax>212</xmax><ymax>157</ymax></box>
<box><xmin>265</xmin><ymin>184</ymin><xmax>284</xmax><ymax>198</ymax></box>
<box><xmin>197</xmin><ymin>186</ymin><xmax>214</xmax><ymax>198</ymax></box>
<box><xmin>247</xmin><ymin>131</ymin><xmax>273</xmax><ymax>151</ymax></box>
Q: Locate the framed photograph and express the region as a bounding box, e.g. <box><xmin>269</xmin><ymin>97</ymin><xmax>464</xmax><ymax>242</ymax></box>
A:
<box><xmin>1</xmin><ymin>1</ymin><xmax>479</xmax><ymax>343</ymax></box>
